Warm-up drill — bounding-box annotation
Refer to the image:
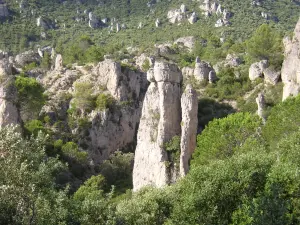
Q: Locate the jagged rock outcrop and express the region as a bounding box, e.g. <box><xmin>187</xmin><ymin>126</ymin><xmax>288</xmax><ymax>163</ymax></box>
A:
<box><xmin>88</xmin><ymin>12</ymin><xmax>100</xmax><ymax>28</ymax></box>
<box><xmin>194</xmin><ymin>60</ymin><xmax>215</xmax><ymax>82</ymax></box>
<box><xmin>55</xmin><ymin>54</ymin><xmax>63</xmax><ymax>71</ymax></box>
<box><xmin>249</xmin><ymin>60</ymin><xmax>268</xmax><ymax>81</ymax></box>
<box><xmin>180</xmin><ymin>84</ymin><xmax>198</xmax><ymax>176</ymax></box>
<box><xmin>0</xmin><ymin>76</ymin><xmax>20</xmax><ymax>127</ymax></box>
<box><xmin>14</xmin><ymin>50</ymin><xmax>41</xmax><ymax>68</ymax></box>
<box><xmin>36</xmin><ymin>17</ymin><xmax>54</xmax><ymax>30</ymax></box>
<box><xmin>263</xmin><ymin>68</ymin><xmax>280</xmax><ymax>85</ymax></box>
<box><xmin>133</xmin><ymin>61</ymin><xmax>182</xmax><ymax>191</ymax></box>
<box><xmin>0</xmin><ymin>0</ymin><xmax>9</xmax><ymax>18</ymax></box>
<box><xmin>182</xmin><ymin>67</ymin><xmax>194</xmax><ymax>77</ymax></box>
<box><xmin>188</xmin><ymin>12</ymin><xmax>198</xmax><ymax>24</ymax></box>
<box><xmin>174</xmin><ymin>36</ymin><xmax>195</xmax><ymax>51</ymax></box>
<box><xmin>0</xmin><ymin>58</ymin><xmax>12</xmax><ymax>76</ymax></box>
<box><xmin>41</xmin><ymin>59</ymin><xmax>148</xmax><ymax>164</ymax></box>
<box><xmin>224</xmin><ymin>54</ymin><xmax>242</xmax><ymax>67</ymax></box>
<box><xmin>282</xmin><ymin>18</ymin><xmax>300</xmax><ymax>100</ymax></box>
<box><xmin>256</xmin><ymin>93</ymin><xmax>266</xmax><ymax>123</ymax></box>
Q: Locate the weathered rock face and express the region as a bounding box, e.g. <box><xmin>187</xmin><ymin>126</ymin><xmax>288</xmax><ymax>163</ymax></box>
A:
<box><xmin>0</xmin><ymin>59</ymin><xmax>12</xmax><ymax>76</ymax></box>
<box><xmin>167</xmin><ymin>8</ymin><xmax>185</xmax><ymax>23</ymax></box>
<box><xmin>0</xmin><ymin>0</ymin><xmax>9</xmax><ymax>18</ymax></box>
<box><xmin>256</xmin><ymin>93</ymin><xmax>266</xmax><ymax>123</ymax></box>
<box><xmin>249</xmin><ymin>60</ymin><xmax>268</xmax><ymax>81</ymax></box>
<box><xmin>15</xmin><ymin>50</ymin><xmax>41</xmax><ymax>68</ymax></box>
<box><xmin>88</xmin><ymin>59</ymin><xmax>147</xmax><ymax>101</ymax></box>
<box><xmin>180</xmin><ymin>84</ymin><xmax>198</xmax><ymax>177</ymax></box>
<box><xmin>0</xmin><ymin>76</ymin><xmax>20</xmax><ymax>127</ymax></box>
<box><xmin>133</xmin><ymin>61</ymin><xmax>182</xmax><ymax>191</ymax></box>
<box><xmin>174</xmin><ymin>36</ymin><xmax>195</xmax><ymax>51</ymax></box>
<box><xmin>42</xmin><ymin>59</ymin><xmax>148</xmax><ymax>164</ymax></box>
<box><xmin>194</xmin><ymin>61</ymin><xmax>215</xmax><ymax>82</ymax></box>
<box><xmin>264</xmin><ymin>68</ymin><xmax>280</xmax><ymax>85</ymax></box>
<box><xmin>55</xmin><ymin>54</ymin><xmax>63</xmax><ymax>71</ymax></box>
<box><xmin>281</xmin><ymin>18</ymin><xmax>300</xmax><ymax>100</ymax></box>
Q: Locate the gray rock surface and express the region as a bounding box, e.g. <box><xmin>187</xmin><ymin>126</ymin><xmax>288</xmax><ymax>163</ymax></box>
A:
<box><xmin>249</xmin><ymin>60</ymin><xmax>268</xmax><ymax>81</ymax></box>
<box><xmin>180</xmin><ymin>84</ymin><xmax>198</xmax><ymax>176</ymax></box>
<box><xmin>0</xmin><ymin>76</ymin><xmax>20</xmax><ymax>127</ymax></box>
<box><xmin>281</xmin><ymin>18</ymin><xmax>300</xmax><ymax>100</ymax></box>
<box><xmin>133</xmin><ymin>61</ymin><xmax>182</xmax><ymax>191</ymax></box>
<box><xmin>256</xmin><ymin>93</ymin><xmax>266</xmax><ymax>123</ymax></box>
<box><xmin>0</xmin><ymin>1</ymin><xmax>9</xmax><ymax>18</ymax></box>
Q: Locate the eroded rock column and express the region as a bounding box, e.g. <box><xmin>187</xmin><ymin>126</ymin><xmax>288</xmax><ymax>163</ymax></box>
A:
<box><xmin>133</xmin><ymin>61</ymin><xmax>182</xmax><ymax>191</ymax></box>
<box><xmin>180</xmin><ymin>84</ymin><xmax>198</xmax><ymax>176</ymax></box>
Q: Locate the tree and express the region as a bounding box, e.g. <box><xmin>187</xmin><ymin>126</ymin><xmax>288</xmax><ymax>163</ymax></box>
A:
<box><xmin>15</xmin><ymin>76</ymin><xmax>46</xmax><ymax>121</ymax></box>
<box><xmin>246</xmin><ymin>24</ymin><xmax>283</xmax><ymax>67</ymax></box>
<box><xmin>193</xmin><ymin>112</ymin><xmax>262</xmax><ymax>166</ymax></box>
<box><xmin>0</xmin><ymin>126</ymin><xmax>70</xmax><ymax>225</ymax></box>
<box><xmin>73</xmin><ymin>82</ymin><xmax>95</xmax><ymax>114</ymax></box>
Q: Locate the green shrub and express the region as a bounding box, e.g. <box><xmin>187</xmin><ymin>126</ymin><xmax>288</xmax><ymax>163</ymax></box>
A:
<box><xmin>96</xmin><ymin>93</ymin><xmax>115</xmax><ymax>111</ymax></box>
<box><xmin>61</xmin><ymin>142</ymin><xmax>88</xmax><ymax>163</ymax></box>
<box><xmin>24</xmin><ymin>119</ymin><xmax>46</xmax><ymax>136</ymax></box>
<box><xmin>193</xmin><ymin>112</ymin><xmax>262</xmax><ymax>166</ymax></box>
<box><xmin>15</xmin><ymin>76</ymin><xmax>46</xmax><ymax>121</ymax></box>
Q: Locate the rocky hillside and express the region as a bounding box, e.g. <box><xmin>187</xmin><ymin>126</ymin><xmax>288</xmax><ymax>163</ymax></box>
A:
<box><xmin>1</xmin><ymin>0</ymin><xmax>300</xmax><ymax>224</ymax></box>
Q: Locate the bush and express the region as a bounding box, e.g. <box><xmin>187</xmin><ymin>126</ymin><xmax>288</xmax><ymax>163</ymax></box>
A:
<box><xmin>61</xmin><ymin>142</ymin><xmax>88</xmax><ymax>163</ymax></box>
<box><xmin>15</xmin><ymin>76</ymin><xmax>46</xmax><ymax>121</ymax></box>
<box><xmin>96</xmin><ymin>93</ymin><xmax>115</xmax><ymax>111</ymax></box>
<box><xmin>193</xmin><ymin>112</ymin><xmax>262</xmax><ymax>166</ymax></box>
<box><xmin>24</xmin><ymin>119</ymin><xmax>46</xmax><ymax>136</ymax></box>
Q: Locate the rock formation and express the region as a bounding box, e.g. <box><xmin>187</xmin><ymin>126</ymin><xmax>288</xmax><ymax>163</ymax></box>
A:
<box><xmin>180</xmin><ymin>84</ymin><xmax>198</xmax><ymax>176</ymax></box>
<box><xmin>174</xmin><ymin>36</ymin><xmax>195</xmax><ymax>52</ymax></box>
<box><xmin>41</xmin><ymin>59</ymin><xmax>148</xmax><ymax>164</ymax></box>
<box><xmin>133</xmin><ymin>61</ymin><xmax>182</xmax><ymax>191</ymax></box>
<box><xmin>249</xmin><ymin>60</ymin><xmax>268</xmax><ymax>81</ymax></box>
<box><xmin>54</xmin><ymin>54</ymin><xmax>63</xmax><ymax>71</ymax></box>
<box><xmin>281</xmin><ymin>18</ymin><xmax>300</xmax><ymax>101</ymax></box>
<box><xmin>0</xmin><ymin>76</ymin><xmax>20</xmax><ymax>127</ymax></box>
<box><xmin>188</xmin><ymin>12</ymin><xmax>197</xmax><ymax>24</ymax></box>
<box><xmin>194</xmin><ymin>60</ymin><xmax>215</xmax><ymax>82</ymax></box>
<box><xmin>0</xmin><ymin>0</ymin><xmax>9</xmax><ymax>18</ymax></box>
<box><xmin>256</xmin><ymin>93</ymin><xmax>266</xmax><ymax>123</ymax></box>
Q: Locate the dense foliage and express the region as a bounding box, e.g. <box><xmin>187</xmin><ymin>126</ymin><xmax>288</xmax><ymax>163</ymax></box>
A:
<box><xmin>2</xmin><ymin>95</ymin><xmax>300</xmax><ymax>224</ymax></box>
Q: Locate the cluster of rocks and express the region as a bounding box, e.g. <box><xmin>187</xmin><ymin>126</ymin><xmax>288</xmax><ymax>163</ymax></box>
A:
<box><xmin>182</xmin><ymin>57</ymin><xmax>217</xmax><ymax>83</ymax></box>
<box><xmin>249</xmin><ymin>60</ymin><xmax>281</xmax><ymax>85</ymax></box>
<box><xmin>199</xmin><ymin>0</ymin><xmax>232</xmax><ymax>27</ymax></box>
<box><xmin>167</xmin><ymin>4</ymin><xmax>198</xmax><ymax>24</ymax></box>
<box><xmin>133</xmin><ymin>61</ymin><xmax>198</xmax><ymax>191</ymax></box>
<box><xmin>41</xmin><ymin>57</ymin><xmax>148</xmax><ymax>164</ymax></box>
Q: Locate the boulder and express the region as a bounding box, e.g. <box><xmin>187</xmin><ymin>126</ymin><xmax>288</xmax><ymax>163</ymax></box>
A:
<box><xmin>15</xmin><ymin>50</ymin><xmax>41</xmax><ymax>67</ymax></box>
<box><xmin>174</xmin><ymin>36</ymin><xmax>195</xmax><ymax>51</ymax></box>
<box><xmin>167</xmin><ymin>9</ymin><xmax>185</xmax><ymax>24</ymax></box>
<box><xmin>263</xmin><ymin>68</ymin><xmax>280</xmax><ymax>85</ymax></box>
<box><xmin>209</xmin><ymin>70</ymin><xmax>218</xmax><ymax>83</ymax></box>
<box><xmin>224</xmin><ymin>54</ymin><xmax>242</xmax><ymax>67</ymax></box>
<box><xmin>180</xmin><ymin>84</ymin><xmax>198</xmax><ymax>176</ymax></box>
<box><xmin>188</xmin><ymin>12</ymin><xmax>197</xmax><ymax>24</ymax></box>
<box><xmin>249</xmin><ymin>60</ymin><xmax>268</xmax><ymax>81</ymax></box>
<box><xmin>194</xmin><ymin>61</ymin><xmax>213</xmax><ymax>82</ymax></box>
